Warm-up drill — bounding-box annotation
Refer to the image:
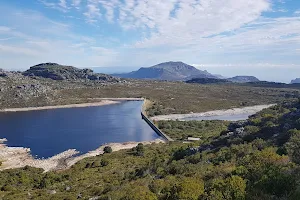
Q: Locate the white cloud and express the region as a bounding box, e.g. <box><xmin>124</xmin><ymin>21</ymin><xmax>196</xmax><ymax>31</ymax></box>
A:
<box><xmin>84</xmin><ymin>3</ymin><xmax>101</xmax><ymax>23</ymax></box>
<box><xmin>0</xmin><ymin>44</ymin><xmax>41</xmax><ymax>56</ymax></box>
<box><xmin>72</xmin><ymin>0</ymin><xmax>81</xmax><ymax>8</ymax></box>
<box><xmin>1</xmin><ymin>0</ymin><xmax>300</xmax><ymax>80</ymax></box>
<box><xmin>59</xmin><ymin>0</ymin><xmax>67</xmax><ymax>9</ymax></box>
<box><xmin>0</xmin><ymin>26</ymin><xmax>11</xmax><ymax>32</ymax></box>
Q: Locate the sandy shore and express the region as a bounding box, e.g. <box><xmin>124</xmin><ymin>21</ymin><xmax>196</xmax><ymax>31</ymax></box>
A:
<box><xmin>89</xmin><ymin>98</ymin><xmax>144</xmax><ymax>101</ymax></box>
<box><xmin>0</xmin><ymin>100</ymin><xmax>121</xmax><ymax>112</ymax></box>
<box><xmin>0</xmin><ymin>138</ymin><xmax>165</xmax><ymax>172</ymax></box>
<box><xmin>0</xmin><ymin>98</ymin><xmax>146</xmax><ymax>113</ymax></box>
<box><xmin>151</xmin><ymin>104</ymin><xmax>275</xmax><ymax>121</ymax></box>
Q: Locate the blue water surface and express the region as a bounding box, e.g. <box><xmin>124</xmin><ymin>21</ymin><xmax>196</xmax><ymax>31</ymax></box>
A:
<box><xmin>0</xmin><ymin>101</ymin><xmax>159</xmax><ymax>158</ymax></box>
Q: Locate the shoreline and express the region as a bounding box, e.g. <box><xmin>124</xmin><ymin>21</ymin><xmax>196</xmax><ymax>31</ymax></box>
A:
<box><xmin>151</xmin><ymin>104</ymin><xmax>275</xmax><ymax>121</ymax></box>
<box><xmin>0</xmin><ymin>138</ymin><xmax>165</xmax><ymax>172</ymax></box>
<box><xmin>0</xmin><ymin>98</ymin><xmax>144</xmax><ymax>112</ymax></box>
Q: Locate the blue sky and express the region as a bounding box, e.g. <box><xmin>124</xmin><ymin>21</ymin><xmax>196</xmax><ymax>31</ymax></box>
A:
<box><xmin>0</xmin><ymin>0</ymin><xmax>300</xmax><ymax>82</ymax></box>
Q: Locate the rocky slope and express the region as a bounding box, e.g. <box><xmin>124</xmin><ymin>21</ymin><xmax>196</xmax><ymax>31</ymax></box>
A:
<box><xmin>113</xmin><ymin>61</ymin><xmax>217</xmax><ymax>81</ymax></box>
<box><xmin>23</xmin><ymin>63</ymin><xmax>120</xmax><ymax>82</ymax></box>
<box><xmin>0</xmin><ymin>64</ymin><xmax>122</xmax><ymax>109</ymax></box>
<box><xmin>227</xmin><ymin>76</ymin><xmax>260</xmax><ymax>83</ymax></box>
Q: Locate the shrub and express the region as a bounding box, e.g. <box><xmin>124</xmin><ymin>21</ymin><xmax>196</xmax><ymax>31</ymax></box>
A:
<box><xmin>136</xmin><ymin>143</ymin><xmax>144</xmax><ymax>156</ymax></box>
<box><xmin>101</xmin><ymin>159</ymin><xmax>109</xmax><ymax>167</ymax></box>
<box><xmin>104</xmin><ymin>146</ymin><xmax>112</xmax><ymax>154</ymax></box>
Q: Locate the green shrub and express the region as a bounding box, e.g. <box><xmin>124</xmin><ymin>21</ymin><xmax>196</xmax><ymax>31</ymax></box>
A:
<box><xmin>104</xmin><ymin>146</ymin><xmax>112</xmax><ymax>154</ymax></box>
<box><xmin>101</xmin><ymin>159</ymin><xmax>109</xmax><ymax>167</ymax></box>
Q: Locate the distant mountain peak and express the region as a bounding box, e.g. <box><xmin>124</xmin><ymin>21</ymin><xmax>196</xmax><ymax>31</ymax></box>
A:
<box><xmin>113</xmin><ymin>61</ymin><xmax>217</xmax><ymax>81</ymax></box>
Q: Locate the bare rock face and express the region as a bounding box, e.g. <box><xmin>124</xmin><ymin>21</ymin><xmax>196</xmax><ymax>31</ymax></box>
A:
<box><xmin>23</xmin><ymin>63</ymin><xmax>120</xmax><ymax>82</ymax></box>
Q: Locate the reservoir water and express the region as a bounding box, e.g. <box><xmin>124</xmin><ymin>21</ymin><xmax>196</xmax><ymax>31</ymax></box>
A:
<box><xmin>0</xmin><ymin>101</ymin><xmax>159</xmax><ymax>158</ymax></box>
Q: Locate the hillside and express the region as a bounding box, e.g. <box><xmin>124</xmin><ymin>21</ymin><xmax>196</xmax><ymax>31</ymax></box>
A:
<box><xmin>23</xmin><ymin>63</ymin><xmax>120</xmax><ymax>82</ymax></box>
<box><xmin>227</xmin><ymin>76</ymin><xmax>260</xmax><ymax>83</ymax></box>
<box><xmin>1</xmin><ymin>100</ymin><xmax>300</xmax><ymax>199</ymax></box>
<box><xmin>114</xmin><ymin>61</ymin><xmax>217</xmax><ymax>81</ymax></box>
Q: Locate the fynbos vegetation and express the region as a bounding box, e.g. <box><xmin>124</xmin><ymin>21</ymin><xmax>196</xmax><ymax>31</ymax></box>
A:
<box><xmin>0</xmin><ymin>100</ymin><xmax>300</xmax><ymax>199</ymax></box>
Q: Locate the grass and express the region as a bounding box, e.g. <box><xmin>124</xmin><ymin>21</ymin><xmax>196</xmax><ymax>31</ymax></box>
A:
<box><xmin>156</xmin><ymin>120</ymin><xmax>229</xmax><ymax>141</ymax></box>
<box><xmin>1</xmin><ymin>78</ymin><xmax>299</xmax><ymax>115</ymax></box>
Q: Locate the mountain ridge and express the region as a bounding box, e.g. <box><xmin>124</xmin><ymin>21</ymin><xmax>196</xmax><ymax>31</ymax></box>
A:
<box><xmin>113</xmin><ymin>61</ymin><xmax>217</xmax><ymax>81</ymax></box>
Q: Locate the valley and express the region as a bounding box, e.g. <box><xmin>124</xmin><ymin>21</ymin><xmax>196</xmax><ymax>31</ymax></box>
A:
<box><xmin>0</xmin><ymin>62</ymin><xmax>300</xmax><ymax>199</ymax></box>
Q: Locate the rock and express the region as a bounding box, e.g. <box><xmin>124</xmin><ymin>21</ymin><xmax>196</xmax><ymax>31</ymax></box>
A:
<box><xmin>23</xmin><ymin>63</ymin><xmax>120</xmax><ymax>82</ymax></box>
<box><xmin>228</xmin><ymin>121</ymin><xmax>248</xmax><ymax>132</ymax></box>
<box><xmin>0</xmin><ymin>69</ymin><xmax>8</xmax><ymax>77</ymax></box>
<box><xmin>48</xmin><ymin>190</ymin><xmax>56</xmax><ymax>195</ymax></box>
<box><xmin>89</xmin><ymin>197</ymin><xmax>100</xmax><ymax>200</ymax></box>
<box><xmin>65</xmin><ymin>186</ymin><xmax>71</xmax><ymax>191</ymax></box>
<box><xmin>234</xmin><ymin>127</ymin><xmax>245</xmax><ymax>135</ymax></box>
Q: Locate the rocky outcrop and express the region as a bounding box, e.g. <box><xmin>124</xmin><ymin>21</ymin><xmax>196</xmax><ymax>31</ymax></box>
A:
<box><xmin>23</xmin><ymin>63</ymin><xmax>120</xmax><ymax>82</ymax></box>
<box><xmin>0</xmin><ymin>69</ymin><xmax>8</xmax><ymax>77</ymax></box>
<box><xmin>0</xmin><ymin>69</ymin><xmax>23</xmax><ymax>78</ymax></box>
<box><xmin>227</xmin><ymin>76</ymin><xmax>260</xmax><ymax>83</ymax></box>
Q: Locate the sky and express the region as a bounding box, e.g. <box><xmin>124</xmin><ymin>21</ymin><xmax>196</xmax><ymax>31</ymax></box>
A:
<box><xmin>0</xmin><ymin>0</ymin><xmax>300</xmax><ymax>83</ymax></box>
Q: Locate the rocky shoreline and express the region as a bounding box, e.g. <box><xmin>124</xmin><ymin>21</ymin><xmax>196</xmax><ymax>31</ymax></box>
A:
<box><xmin>0</xmin><ymin>138</ymin><xmax>165</xmax><ymax>172</ymax></box>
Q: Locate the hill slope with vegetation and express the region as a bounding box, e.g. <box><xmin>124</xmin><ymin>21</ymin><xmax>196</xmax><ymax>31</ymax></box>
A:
<box><xmin>1</xmin><ymin>100</ymin><xmax>300</xmax><ymax>199</ymax></box>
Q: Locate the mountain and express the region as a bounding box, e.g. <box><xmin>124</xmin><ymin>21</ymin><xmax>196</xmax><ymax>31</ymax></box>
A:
<box><xmin>23</xmin><ymin>63</ymin><xmax>120</xmax><ymax>82</ymax></box>
<box><xmin>291</xmin><ymin>78</ymin><xmax>300</xmax><ymax>84</ymax></box>
<box><xmin>227</xmin><ymin>76</ymin><xmax>260</xmax><ymax>83</ymax></box>
<box><xmin>113</xmin><ymin>61</ymin><xmax>217</xmax><ymax>81</ymax></box>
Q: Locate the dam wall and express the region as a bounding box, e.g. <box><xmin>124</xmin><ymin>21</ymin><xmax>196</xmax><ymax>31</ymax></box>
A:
<box><xmin>141</xmin><ymin>100</ymin><xmax>173</xmax><ymax>142</ymax></box>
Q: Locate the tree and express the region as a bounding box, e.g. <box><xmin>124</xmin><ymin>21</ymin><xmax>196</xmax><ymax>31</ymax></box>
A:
<box><xmin>136</xmin><ymin>143</ymin><xmax>144</xmax><ymax>156</ymax></box>
<box><xmin>207</xmin><ymin>176</ymin><xmax>246</xmax><ymax>200</ymax></box>
<box><xmin>285</xmin><ymin>129</ymin><xmax>300</xmax><ymax>164</ymax></box>
<box><xmin>104</xmin><ymin>146</ymin><xmax>112</xmax><ymax>154</ymax></box>
<box><xmin>175</xmin><ymin>177</ymin><xmax>205</xmax><ymax>200</ymax></box>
